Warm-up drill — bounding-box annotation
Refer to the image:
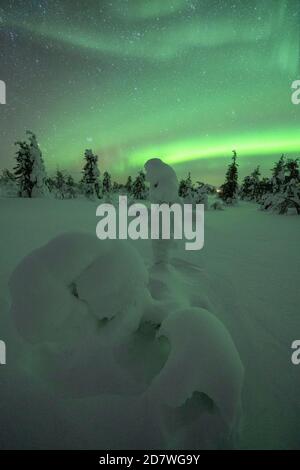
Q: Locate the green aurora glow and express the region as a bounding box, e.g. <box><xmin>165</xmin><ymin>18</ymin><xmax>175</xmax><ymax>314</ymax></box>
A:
<box><xmin>1</xmin><ymin>0</ymin><xmax>300</xmax><ymax>184</ymax></box>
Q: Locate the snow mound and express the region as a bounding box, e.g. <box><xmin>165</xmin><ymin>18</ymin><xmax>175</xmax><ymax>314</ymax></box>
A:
<box><xmin>10</xmin><ymin>232</ymin><xmax>148</xmax><ymax>345</ymax></box>
<box><xmin>9</xmin><ymin>232</ymin><xmax>152</xmax><ymax>396</ymax></box>
<box><xmin>148</xmin><ymin>307</ymin><xmax>244</xmax><ymax>429</ymax></box>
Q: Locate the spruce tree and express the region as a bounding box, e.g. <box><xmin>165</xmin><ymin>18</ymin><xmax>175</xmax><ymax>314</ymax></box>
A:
<box><xmin>55</xmin><ymin>170</ymin><xmax>67</xmax><ymax>199</ymax></box>
<box><xmin>132</xmin><ymin>170</ymin><xmax>147</xmax><ymax>200</ymax></box>
<box><xmin>271</xmin><ymin>154</ymin><xmax>285</xmax><ymax>193</ymax></box>
<box><xmin>66</xmin><ymin>175</ymin><xmax>76</xmax><ymax>199</ymax></box>
<box><xmin>240</xmin><ymin>166</ymin><xmax>260</xmax><ymax>201</ymax></box>
<box><xmin>112</xmin><ymin>182</ymin><xmax>118</xmax><ymax>192</ymax></box>
<box><xmin>102</xmin><ymin>171</ymin><xmax>112</xmax><ymax>194</ymax></box>
<box><xmin>45</xmin><ymin>176</ymin><xmax>56</xmax><ymax>193</ymax></box>
<box><xmin>194</xmin><ymin>182</ymin><xmax>208</xmax><ymax>208</ymax></box>
<box><xmin>81</xmin><ymin>149</ymin><xmax>100</xmax><ymax>199</ymax></box>
<box><xmin>250</xmin><ymin>166</ymin><xmax>261</xmax><ymax>200</ymax></box>
<box><xmin>257</xmin><ymin>177</ymin><xmax>272</xmax><ymax>201</ymax></box>
<box><xmin>240</xmin><ymin>175</ymin><xmax>252</xmax><ymax>200</ymax></box>
<box><xmin>273</xmin><ymin>158</ymin><xmax>300</xmax><ymax>214</ymax></box>
<box><xmin>285</xmin><ymin>158</ymin><xmax>299</xmax><ymax>183</ymax></box>
<box><xmin>178</xmin><ymin>172</ymin><xmax>192</xmax><ymax>198</ymax></box>
<box><xmin>14</xmin><ymin>140</ymin><xmax>33</xmax><ymax>197</ymax></box>
<box><xmin>27</xmin><ymin>131</ymin><xmax>48</xmax><ymax>197</ymax></box>
<box><xmin>219</xmin><ymin>150</ymin><xmax>239</xmax><ymax>204</ymax></box>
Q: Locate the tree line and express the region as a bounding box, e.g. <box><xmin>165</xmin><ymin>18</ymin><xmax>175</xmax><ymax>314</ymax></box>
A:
<box><xmin>0</xmin><ymin>131</ymin><xmax>299</xmax><ymax>214</ymax></box>
<box><xmin>214</xmin><ymin>150</ymin><xmax>300</xmax><ymax>214</ymax></box>
<box><xmin>0</xmin><ymin>131</ymin><xmax>149</xmax><ymax>200</ymax></box>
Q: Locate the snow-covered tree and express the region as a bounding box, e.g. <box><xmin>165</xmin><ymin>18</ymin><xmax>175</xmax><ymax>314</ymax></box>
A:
<box><xmin>194</xmin><ymin>182</ymin><xmax>209</xmax><ymax>209</ymax></box>
<box><xmin>285</xmin><ymin>158</ymin><xmax>299</xmax><ymax>182</ymax></box>
<box><xmin>45</xmin><ymin>176</ymin><xmax>56</xmax><ymax>193</ymax></box>
<box><xmin>14</xmin><ymin>140</ymin><xmax>32</xmax><ymax>197</ymax></box>
<box><xmin>54</xmin><ymin>170</ymin><xmax>67</xmax><ymax>199</ymax></box>
<box><xmin>219</xmin><ymin>150</ymin><xmax>239</xmax><ymax>204</ymax></box>
<box><xmin>81</xmin><ymin>149</ymin><xmax>100</xmax><ymax>199</ymax></box>
<box><xmin>257</xmin><ymin>177</ymin><xmax>272</xmax><ymax>201</ymax></box>
<box><xmin>112</xmin><ymin>181</ymin><xmax>124</xmax><ymax>193</ymax></box>
<box><xmin>27</xmin><ymin>131</ymin><xmax>48</xmax><ymax>197</ymax></box>
<box><xmin>239</xmin><ymin>175</ymin><xmax>251</xmax><ymax>200</ymax></box>
<box><xmin>178</xmin><ymin>172</ymin><xmax>192</xmax><ymax>198</ymax></box>
<box><xmin>102</xmin><ymin>171</ymin><xmax>112</xmax><ymax>194</ymax></box>
<box><xmin>260</xmin><ymin>157</ymin><xmax>300</xmax><ymax>214</ymax></box>
<box><xmin>132</xmin><ymin>170</ymin><xmax>147</xmax><ymax>200</ymax></box>
<box><xmin>271</xmin><ymin>158</ymin><xmax>300</xmax><ymax>214</ymax></box>
<box><xmin>260</xmin><ymin>155</ymin><xmax>286</xmax><ymax>210</ymax></box>
<box><xmin>66</xmin><ymin>175</ymin><xmax>77</xmax><ymax>199</ymax></box>
<box><xmin>273</xmin><ymin>178</ymin><xmax>300</xmax><ymax>214</ymax></box>
<box><xmin>240</xmin><ymin>166</ymin><xmax>260</xmax><ymax>201</ymax></box>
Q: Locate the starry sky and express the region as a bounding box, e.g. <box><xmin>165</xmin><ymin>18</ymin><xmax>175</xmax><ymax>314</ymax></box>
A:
<box><xmin>0</xmin><ymin>0</ymin><xmax>300</xmax><ymax>185</ymax></box>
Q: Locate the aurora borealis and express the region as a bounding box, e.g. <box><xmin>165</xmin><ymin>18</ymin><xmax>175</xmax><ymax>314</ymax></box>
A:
<box><xmin>0</xmin><ymin>0</ymin><xmax>300</xmax><ymax>184</ymax></box>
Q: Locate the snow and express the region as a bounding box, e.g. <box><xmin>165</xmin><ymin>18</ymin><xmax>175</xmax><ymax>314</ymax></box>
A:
<box><xmin>0</xmin><ymin>197</ymin><xmax>300</xmax><ymax>449</ymax></box>
<box><xmin>145</xmin><ymin>158</ymin><xmax>179</xmax><ymax>203</ymax></box>
<box><xmin>149</xmin><ymin>307</ymin><xmax>243</xmax><ymax>427</ymax></box>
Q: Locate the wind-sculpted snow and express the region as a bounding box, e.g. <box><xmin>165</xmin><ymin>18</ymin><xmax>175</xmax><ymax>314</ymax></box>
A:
<box><xmin>9</xmin><ymin>231</ymin><xmax>244</xmax><ymax>448</ymax></box>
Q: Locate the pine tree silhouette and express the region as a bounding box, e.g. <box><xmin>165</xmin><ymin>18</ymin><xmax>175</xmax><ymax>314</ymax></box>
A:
<box><xmin>220</xmin><ymin>150</ymin><xmax>239</xmax><ymax>204</ymax></box>
<box><xmin>81</xmin><ymin>149</ymin><xmax>100</xmax><ymax>199</ymax></box>
<box><xmin>132</xmin><ymin>171</ymin><xmax>147</xmax><ymax>199</ymax></box>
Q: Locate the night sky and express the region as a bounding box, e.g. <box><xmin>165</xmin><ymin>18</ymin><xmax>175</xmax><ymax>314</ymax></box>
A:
<box><xmin>0</xmin><ymin>0</ymin><xmax>300</xmax><ymax>184</ymax></box>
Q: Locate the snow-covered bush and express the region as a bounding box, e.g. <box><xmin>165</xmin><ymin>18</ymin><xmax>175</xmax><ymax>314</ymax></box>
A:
<box><xmin>0</xmin><ymin>169</ymin><xmax>18</xmax><ymax>197</ymax></box>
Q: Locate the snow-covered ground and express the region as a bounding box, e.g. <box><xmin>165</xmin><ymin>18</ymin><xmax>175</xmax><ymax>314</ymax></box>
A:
<box><xmin>0</xmin><ymin>197</ymin><xmax>299</xmax><ymax>449</ymax></box>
